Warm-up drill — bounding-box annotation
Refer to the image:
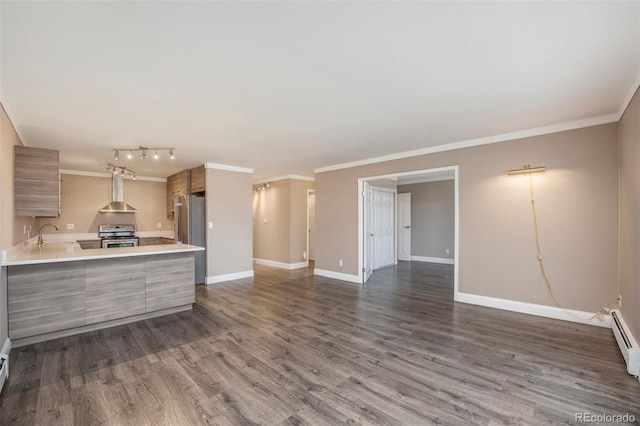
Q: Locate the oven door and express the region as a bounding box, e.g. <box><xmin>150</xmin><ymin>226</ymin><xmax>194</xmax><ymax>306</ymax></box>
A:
<box><xmin>101</xmin><ymin>238</ymin><xmax>138</xmax><ymax>248</ymax></box>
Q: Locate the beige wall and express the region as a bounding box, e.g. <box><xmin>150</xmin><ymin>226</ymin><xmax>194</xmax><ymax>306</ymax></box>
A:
<box><xmin>1</xmin><ymin>104</ymin><xmax>36</xmax><ymax>249</ymax></box>
<box><xmin>398</xmin><ymin>180</ymin><xmax>454</xmax><ymax>259</ymax></box>
<box><xmin>619</xmin><ymin>87</ymin><xmax>640</xmax><ymax>341</ymax></box>
<box><xmin>316</xmin><ymin>124</ymin><xmax>619</xmax><ymax>312</ymax></box>
<box><xmin>252</xmin><ymin>178</ymin><xmax>315</xmax><ymax>265</ymax></box>
<box><xmin>39</xmin><ymin>174</ymin><xmax>172</xmax><ymax>234</ymax></box>
<box><xmin>206</xmin><ymin>168</ymin><xmax>253</xmax><ymax>277</ymax></box>
<box><xmin>253</xmin><ymin>180</ymin><xmax>291</xmax><ymax>263</ymax></box>
<box><xmin>1</xmin><ymin>104</ymin><xmax>36</xmax><ymax>351</ymax></box>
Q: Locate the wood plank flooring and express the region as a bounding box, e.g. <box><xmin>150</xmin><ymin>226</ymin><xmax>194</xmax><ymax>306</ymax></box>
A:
<box><xmin>1</xmin><ymin>261</ymin><xmax>639</xmax><ymax>425</ymax></box>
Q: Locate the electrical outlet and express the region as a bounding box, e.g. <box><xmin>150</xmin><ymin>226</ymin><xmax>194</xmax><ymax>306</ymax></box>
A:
<box><xmin>23</xmin><ymin>225</ymin><xmax>27</xmax><ymax>234</ymax></box>
<box><xmin>618</xmin><ymin>294</ymin><xmax>622</xmax><ymax>308</ymax></box>
<box><xmin>264</xmin><ymin>217</ymin><xmax>267</xmax><ymax>224</ymax></box>
<box><xmin>208</xmin><ymin>221</ymin><xmax>213</xmax><ymax>229</ymax></box>
<box><xmin>303</xmin><ymin>251</ymin><xmax>307</xmax><ymax>260</ymax></box>
<box><xmin>445</xmin><ymin>248</ymin><xmax>450</xmax><ymax>254</ymax></box>
<box><xmin>339</xmin><ymin>259</ymin><xmax>343</xmax><ymax>267</ymax></box>
<box><xmin>157</xmin><ymin>222</ymin><xmax>162</xmax><ymax>228</ymax></box>
<box><xmin>66</xmin><ymin>224</ymin><xmax>74</xmax><ymax>230</ymax></box>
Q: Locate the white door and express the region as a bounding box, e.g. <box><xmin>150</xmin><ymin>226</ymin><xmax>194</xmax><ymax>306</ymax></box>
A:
<box><xmin>397</xmin><ymin>193</ymin><xmax>411</xmax><ymax>261</ymax></box>
<box><xmin>372</xmin><ymin>188</ymin><xmax>396</xmax><ymax>270</ymax></box>
<box><xmin>363</xmin><ymin>182</ymin><xmax>373</xmax><ymax>283</ymax></box>
<box><xmin>307</xmin><ymin>191</ymin><xmax>315</xmax><ymax>261</ymax></box>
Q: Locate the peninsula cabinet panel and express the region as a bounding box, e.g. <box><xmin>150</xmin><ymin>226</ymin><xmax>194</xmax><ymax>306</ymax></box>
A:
<box><xmin>14</xmin><ymin>145</ymin><xmax>60</xmax><ymax>217</ymax></box>
<box><xmin>8</xmin><ymin>262</ymin><xmax>85</xmax><ymax>340</ymax></box>
<box><xmin>145</xmin><ymin>253</ymin><xmax>195</xmax><ymax>312</ymax></box>
<box><xmin>85</xmin><ymin>257</ymin><xmax>146</xmax><ymax>324</ymax></box>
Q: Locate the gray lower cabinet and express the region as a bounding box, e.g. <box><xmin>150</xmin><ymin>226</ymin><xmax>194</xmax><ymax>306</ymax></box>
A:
<box><xmin>7</xmin><ymin>252</ymin><xmax>195</xmax><ymax>342</ymax></box>
<box><xmin>85</xmin><ymin>257</ymin><xmax>146</xmax><ymax>324</ymax></box>
<box><xmin>8</xmin><ymin>262</ymin><xmax>86</xmax><ymax>339</ymax></box>
<box><xmin>146</xmin><ymin>253</ymin><xmax>195</xmax><ymax>311</ymax></box>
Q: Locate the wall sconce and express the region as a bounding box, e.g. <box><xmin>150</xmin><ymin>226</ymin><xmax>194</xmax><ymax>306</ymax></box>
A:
<box><xmin>113</xmin><ymin>146</ymin><xmax>175</xmax><ymax>161</ymax></box>
<box><xmin>105</xmin><ymin>163</ymin><xmax>136</xmax><ymax>180</ymax></box>
<box><xmin>507</xmin><ymin>165</ymin><xmax>546</xmax><ymax>175</ymax></box>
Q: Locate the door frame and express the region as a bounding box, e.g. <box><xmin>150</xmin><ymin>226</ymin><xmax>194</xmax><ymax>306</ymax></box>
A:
<box><xmin>357</xmin><ymin>166</ymin><xmax>459</xmax><ymax>301</ymax></box>
<box><xmin>397</xmin><ymin>192</ymin><xmax>411</xmax><ymax>261</ymax></box>
<box><xmin>306</xmin><ymin>189</ymin><xmax>316</xmax><ymax>267</ymax></box>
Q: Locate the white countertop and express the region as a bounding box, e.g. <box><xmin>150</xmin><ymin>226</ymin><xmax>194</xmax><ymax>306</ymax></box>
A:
<box><xmin>1</xmin><ymin>241</ymin><xmax>204</xmax><ymax>266</ymax></box>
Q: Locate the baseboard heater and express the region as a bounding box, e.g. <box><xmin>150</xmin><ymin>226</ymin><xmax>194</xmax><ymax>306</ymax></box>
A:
<box><xmin>0</xmin><ymin>338</ymin><xmax>10</xmax><ymax>394</ymax></box>
<box><xmin>611</xmin><ymin>310</ymin><xmax>640</xmax><ymax>378</ymax></box>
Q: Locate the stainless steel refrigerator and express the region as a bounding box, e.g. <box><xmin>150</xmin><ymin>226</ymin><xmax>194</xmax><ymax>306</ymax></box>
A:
<box><xmin>174</xmin><ymin>194</ymin><xmax>206</xmax><ymax>284</ymax></box>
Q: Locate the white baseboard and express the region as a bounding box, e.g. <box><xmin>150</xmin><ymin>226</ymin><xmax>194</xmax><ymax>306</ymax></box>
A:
<box><xmin>456</xmin><ymin>292</ymin><xmax>610</xmax><ymax>328</ymax></box>
<box><xmin>253</xmin><ymin>258</ymin><xmax>308</xmax><ymax>270</ymax></box>
<box><xmin>206</xmin><ymin>270</ymin><xmax>254</xmax><ymax>284</ymax></box>
<box><xmin>411</xmin><ymin>256</ymin><xmax>455</xmax><ymax>265</ymax></box>
<box><xmin>314</xmin><ymin>268</ymin><xmax>361</xmax><ymax>284</ymax></box>
<box><xmin>0</xmin><ymin>337</ymin><xmax>11</xmax><ymax>394</ymax></box>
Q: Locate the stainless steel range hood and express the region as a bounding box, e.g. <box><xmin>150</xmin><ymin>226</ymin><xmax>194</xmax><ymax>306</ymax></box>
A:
<box><xmin>99</xmin><ymin>174</ymin><xmax>137</xmax><ymax>213</ymax></box>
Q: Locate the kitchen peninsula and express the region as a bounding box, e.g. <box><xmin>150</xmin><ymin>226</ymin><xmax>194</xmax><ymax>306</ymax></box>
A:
<box><xmin>1</xmin><ymin>241</ymin><xmax>204</xmax><ymax>347</ymax></box>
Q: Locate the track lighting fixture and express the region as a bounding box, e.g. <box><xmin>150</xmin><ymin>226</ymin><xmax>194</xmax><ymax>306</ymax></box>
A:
<box><xmin>105</xmin><ymin>163</ymin><xmax>136</xmax><ymax>180</ymax></box>
<box><xmin>113</xmin><ymin>146</ymin><xmax>175</xmax><ymax>161</ymax></box>
<box><xmin>253</xmin><ymin>182</ymin><xmax>271</xmax><ymax>192</ymax></box>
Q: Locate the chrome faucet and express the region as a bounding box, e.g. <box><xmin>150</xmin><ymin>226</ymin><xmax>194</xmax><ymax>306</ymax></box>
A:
<box><xmin>37</xmin><ymin>223</ymin><xmax>59</xmax><ymax>245</ymax></box>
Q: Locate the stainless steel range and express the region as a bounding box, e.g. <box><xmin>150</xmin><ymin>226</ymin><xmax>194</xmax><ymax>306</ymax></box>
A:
<box><xmin>99</xmin><ymin>224</ymin><xmax>138</xmax><ymax>248</ymax></box>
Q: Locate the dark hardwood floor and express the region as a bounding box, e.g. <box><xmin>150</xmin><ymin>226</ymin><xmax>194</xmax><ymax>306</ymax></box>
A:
<box><xmin>1</xmin><ymin>261</ymin><xmax>639</xmax><ymax>425</ymax></box>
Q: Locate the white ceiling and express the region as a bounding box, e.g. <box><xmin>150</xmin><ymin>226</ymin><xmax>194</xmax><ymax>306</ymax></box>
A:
<box><xmin>1</xmin><ymin>1</ymin><xmax>638</xmax><ymax>180</ymax></box>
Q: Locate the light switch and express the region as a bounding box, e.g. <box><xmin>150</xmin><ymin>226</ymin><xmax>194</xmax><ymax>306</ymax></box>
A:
<box><xmin>208</xmin><ymin>221</ymin><xmax>213</xmax><ymax>229</ymax></box>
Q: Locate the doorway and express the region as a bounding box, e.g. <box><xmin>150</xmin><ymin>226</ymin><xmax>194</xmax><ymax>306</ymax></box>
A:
<box><xmin>358</xmin><ymin>166</ymin><xmax>459</xmax><ymax>298</ymax></box>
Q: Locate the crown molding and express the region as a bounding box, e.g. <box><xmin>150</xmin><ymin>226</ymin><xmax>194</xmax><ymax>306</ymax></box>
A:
<box><xmin>314</xmin><ymin>113</ymin><xmax>619</xmax><ymax>174</ymax></box>
<box><xmin>253</xmin><ymin>174</ymin><xmax>315</xmax><ymax>184</ymax></box>
<box><xmin>60</xmin><ymin>169</ymin><xmax>166</xmax><ymax>182</ymax></box>
<box><xmin>0</xmin><ymin>94</ymin><xmax>29</xmax><ymax>147</ymax></box>
<box><xmin>618</xmin><ymin>70</ymin><xmax>640</xmax><ymax>120</ymax></box>
<box><xmin>205</xmin><ymin>162</ymin><xmax>253</xmax><ymax>174</ymax></box>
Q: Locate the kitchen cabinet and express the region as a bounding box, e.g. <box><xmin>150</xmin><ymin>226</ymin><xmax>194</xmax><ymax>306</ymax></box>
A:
<box><xmin>190</xmin><ymin>166</ymin><xmax>206</xmax><ymax>194</ymax></box>
<box><xmin>8</xmin><ymin>262</ymin><xmax>85</xmax><ymax>339</ymax></box>
<box><xmin>139</xmin><ymin>237</ymin><xmax>175</xmax><ymax>246</ymax></box>
<box><xmin>6</xmin><ymin>251</ymin><xmax>196</xmax><ymax>345</ymax></box>
<box><xmin>14</xmin><ymin>146</ymin><xmax>60</xmax><ymax>217</ymax></box>
<box><xmin>78</xmin><ymin>240</ymin><xmax>101</xmax><ymax>249</ymax></box>
<box><xmin>166</xmin><ymin>169</ymin><xmax>190</xmax><ymax>218</ymax></box>
<box><xmin>85</xmin><ymin>257</ymin><xmax>146</xmax><ymax>324</ymax></box>
<box><xmin>145</xmin><ymin>253</ymin><xmax>195</xmax><ymax>312</ymax></box>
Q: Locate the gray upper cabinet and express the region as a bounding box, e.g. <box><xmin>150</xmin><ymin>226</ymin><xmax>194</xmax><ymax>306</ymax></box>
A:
<box><xmin>14</xmin><ymin>145</ymin><xmax>60</xmax><ymax>217</ymax></box>
<box><xmin>166</xmin><ymin>169</ymin><xmax>190</xmax><ymax>218</ymax></box>
<box><xmin>190</xmin><ymin>165</ymin><xmax>205</xmax><ymax>194</ymax></box>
